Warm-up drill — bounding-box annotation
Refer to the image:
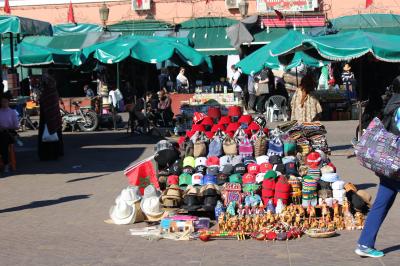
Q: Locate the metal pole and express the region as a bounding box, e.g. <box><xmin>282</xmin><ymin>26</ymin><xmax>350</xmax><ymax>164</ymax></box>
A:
<box><xmin>10</xmin><ymin>33</ymin><xmax>14</xmax><ymax>69</ymax></box>
<box><xmin>295</xmin><ymin>67</ymin><xmax>299</xmax><ymax>87</ymax></box>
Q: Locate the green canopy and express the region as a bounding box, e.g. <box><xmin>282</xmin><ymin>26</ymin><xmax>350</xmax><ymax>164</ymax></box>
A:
<box><xmin>331</xmin><ymin>13</ymin><xmax>400</xmax><ymax>35</ymax></box>
<box><xmin>181</xmin><ymin>17</ymin><xmax>238</xmax><ymax>56</ymax></box>
<box><xmin>271</xmin><ymin>30</ymin><xmax>400</xmax><ymax>63</ymax></box>
<box><xmin>1</xmin><ymin>41</ymin><xmax>73</xmax><ymax>66</ymax></box>
<box><xmin>53</xmin><ymin>23</ymin><xmax>102</xmax><ymax>36</ymax></box>
<box><xmin>108</xmin><ymin>20</ymin><xmax>173</xmax><ymax>36</ymax></box>
<box><xmin>0</xmin><ymin>16</ymin><xmax>52</xmax><ymax>35</ymax></box>
<box><xmin>72</xmin><ymin>35</ymin><xmax>212</xmax><ymax>71</ymax></box>
<box><xmin>236</xmin><ymin>31</ymin><xmax>327</xmax><ymax>74</ymax></box>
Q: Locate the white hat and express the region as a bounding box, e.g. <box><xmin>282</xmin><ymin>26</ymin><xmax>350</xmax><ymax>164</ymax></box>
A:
<box><xmin>140</xmin><ymin>196</ymin><xmax>164</xmax><ymax>221</ymax></box>
<box><xmin>195</xmin><ymin>157</ymin><xmax>207</xmax><ymax>167</ymax></box>
<box><xmin>192</xmin><ymin>173</ymin><xmax>203</xmax><ymax>186</ymax></box>
<box><xmin>282</xmin><ymin>156</ymin><xmax>296</xmax><ymax>165</ymax></box>
<box><xmin>256</xmin><ymin>173</ymin><xmax>265</xmax><ymax>184</ymax></box>
<box><xmin>332</xmin><ymin>180</ymin><xmax>345</xmax><ymax>190</ymax></box>
<box><xmin>232</xmin><ymin>155</ymin><xmax>243</xmax><ymax>166</ymax></box>
<box><xmin>256</xmin><ymin>155</ymin><xmax>269</xmax><ymax>165</ymax></box>
<box><xmin>321</xmin><ymin>173</ymin><xmax>340</xmax><ymax>183</ymax></box>
<box><xmin>117</xmin><ymin>186</ymin><xmax>142</xmax><ymax>205</ymax></box>
<box><xmin>142</xmin><ymin>185</ymin><xmax>160</xmax><ymax>199</ymax></box>
<box><xmin>333</xmin><ymin>189</ymin><xmax>346</xmax><ymax>199</ymax></box>
<box><xmin>109</xmin><ymin>199</ymin><xmax>135</xmax><ymax>225</ymax></box>
<box><xmin>321</xmin><ymin>165</ymin><xmax>335</xmax><ymax>175</ymax></box>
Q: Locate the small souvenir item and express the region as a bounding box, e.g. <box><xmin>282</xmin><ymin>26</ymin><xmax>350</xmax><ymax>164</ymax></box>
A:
<box><xmin>266</xmin><ymin>199</ymin><xmax>275</xmax><ymax>213</ymax></box>
<box><xmin>226</xmin><ymin>201</ymin><xmax>236</xmax><ymax>216</ymax></box>
<box><xmin>218</xmin><ymin>212</ymin><xmax>226</xmax><ymax>231</ymax></box>
<box><xmin>354</xmin><ymin>212</ymin><xmax>365</xmax><ymax>230</ymax></box>
<box><xmin>214</xmin><ymin>201</ymin><xmax>225</xmax><ymax>220</ymax></box>
<box><xmin>275</xmin><ymin>199</ymin><xmax>285</xmax><ymax>214</ymax></box>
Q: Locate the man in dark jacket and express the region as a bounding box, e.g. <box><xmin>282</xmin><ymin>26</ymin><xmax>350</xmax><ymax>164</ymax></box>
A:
<box><xmin>356</xmin><ymin>76</ymin><xmax>400</xmax><ymax>258</ymax></box>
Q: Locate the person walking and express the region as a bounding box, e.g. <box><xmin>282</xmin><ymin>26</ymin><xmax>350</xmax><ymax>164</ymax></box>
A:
<box><xmin>247</xmin><ymin>72</ymin><xmax>256</xmax><ymax>113</ymax></box>
<box><xmin>355</xmin><ymin>75</ymin><xmax>400</xmax><ymax>258</ymax></box>
<box><xmin>290</xmin><ymin>74</ymin><xmax>322</xmax><ymax>122</ymax></box>
<box><xmin>38</xmin><ymin>69</ymin><xmax>64</xmax><ymax>161</ymax></box>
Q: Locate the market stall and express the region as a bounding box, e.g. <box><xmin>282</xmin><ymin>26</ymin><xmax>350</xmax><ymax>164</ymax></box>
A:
<box><xmin>108</xmin><ymin>106</ymin><xmax>371</xmax><ymax>242</ymax></box>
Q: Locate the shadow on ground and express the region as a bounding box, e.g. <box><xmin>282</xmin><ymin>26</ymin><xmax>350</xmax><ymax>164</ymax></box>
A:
<box><xmin>0</xmin><ymin>194</ymin><xmax>91</xmax><ymax>213</ymax></box>
<box><xmin>14</xmin><ymin>131</ymin><xmax>160</xmax><ymax>176</ymax></box>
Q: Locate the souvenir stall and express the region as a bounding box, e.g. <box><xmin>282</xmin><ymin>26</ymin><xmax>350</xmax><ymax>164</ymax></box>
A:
<box><xmin>108</xmin><ymin>105</ymin><xmax>372</xmax><ymax>241</ymax></box>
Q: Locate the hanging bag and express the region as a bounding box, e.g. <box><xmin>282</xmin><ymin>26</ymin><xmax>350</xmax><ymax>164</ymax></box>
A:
<box><xmin>254</xmin><ymin>132</ymin><xmax>268</xmax><ymax>157</ymax></box>
<box><xmin>42</xmin><ymin>125</ymin><xmax>59</xmax><ymax>142</ymax></box>
<box><xmin>223</xmin><ymin>136</ymin><xmax>238</xmax><ymax>156</ymax></box>
<box><xmin>239</xmin><ymin>137</ymin><xmax>254</xmax><ymax>157</ymax></box>
<box><xmin>355</xmin><ymin>117</ymin><xmax>400</xmax><ymax>179</ymax></box>
<box><xmin>208</xmin><ymin>136</ymin><xmax>223</xmax><ymax>158</ymax></box>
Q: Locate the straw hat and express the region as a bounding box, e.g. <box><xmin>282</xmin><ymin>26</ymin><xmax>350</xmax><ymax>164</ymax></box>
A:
<box><xmin>343</xmin><ymin>63</ymin><xmax>351</xmax><ymax>71</ymax></box>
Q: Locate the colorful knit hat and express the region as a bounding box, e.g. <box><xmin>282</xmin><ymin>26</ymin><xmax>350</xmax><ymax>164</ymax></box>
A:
<box><xmin>211</xmin><ymin>124</ymin><xmax>226</xmax><ymax>133</ymax></box>
<box><xmin>262</xmin><ymin>178</ymin><xmax>276</xmax><ymax>205</ymax></box>
<box><xmin>238</xmin><ymin>115</ymin><xmax>252</xmax><ymax>124</ymax></box>
<box><xmin>193</xmin><ymin>112</ymin><xmax>207</xmax><ymax>124</ymax></box>
<box><xmin>264</xmin><ymin>170</ymin><xmax>277</xmax><ymax>179</ymax></box>
<box><xmin>306</xmin><ymin>152</ymin><xmax>322</xmax><ymax>169</ymax></box>
<box><xmin>274</xmin><ymin>175</ymin><xmax>291</xmax><ymax>205</ymax></box>
<box><xmin>218</xmin><ymin>116</ymin><xmax>231</xmax><ymax>125</ymax></box>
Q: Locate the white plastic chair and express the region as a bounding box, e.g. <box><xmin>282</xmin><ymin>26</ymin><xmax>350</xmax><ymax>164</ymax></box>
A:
<box><xmin>264</xmin><ymin>95</ymin><xmax>288</xmax><ymax>122</ymax></box>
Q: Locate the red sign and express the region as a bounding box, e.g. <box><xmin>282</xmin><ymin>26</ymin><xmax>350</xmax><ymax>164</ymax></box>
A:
<box><xmin>257</xmin><ymin>0</ymin><xmax>319</xmax><ymax>12</ymax></box>
<box><xmin>261</xmin><ymin>16</ymin><xmax>325</xmax><ymax>27</ymax></box>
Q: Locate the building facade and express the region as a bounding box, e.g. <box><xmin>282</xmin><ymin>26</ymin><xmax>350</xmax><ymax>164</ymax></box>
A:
<box><xmin>1</xmin><ymin>0</ymin><xmax>400</xmax><ymax>25</ymax></box>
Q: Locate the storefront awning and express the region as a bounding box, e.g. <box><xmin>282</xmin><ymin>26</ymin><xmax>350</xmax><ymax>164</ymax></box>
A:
<box><xmin>331</xmin><ymin>13</ymin><xmax>400</xmax><ymax>35</ymax></box>
<box><xmin>181</xmin><ymin>17</ymin><xmax>239</xmax><ymax>56</ymax></box>
<box><xmin>251</xmin><ymin>27</ymin><xmax>313</xmax><ymax>45</ymax></box>
<box><xmin>53</xmin><ymin>23</ymin><xmax>102</xmax><ymax>36</ymax></box>
<box><xmin>108</xmin><ymin>20</ymin><xmax>173</xmax><ymax>36</ymax></box>
<box><xmin>0</xmin><ymin>15</ymin><xmax>52</xmax><ymax>35</ymax></box>
<box><xmin>24</xmin><ymin>32</ymin><xmax>120</xmax><ymax>52</ymax></box>
<box><xmin>270</xmin><ymin>30</ymin><xmax>400</xmax><ymax>64</ymax></box>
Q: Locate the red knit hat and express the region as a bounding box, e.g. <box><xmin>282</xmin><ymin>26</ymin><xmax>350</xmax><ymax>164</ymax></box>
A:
<box><xmin>167</xmin><ymin>175</ymin><xmax>179</xmax><ymax>186</ymax></box>
<box><xmin>192</xmin><ymin>124</ymin><xmax>206</xmax><ymax>132</ymax></box>
<box><xmin>306</xmin><ymin>152</ymin><xmax>322</xmax><ymax>169</ymax></box>
<box><xmin>186</xmin><ymin>130</ymin><xmax>196</xmax><ymax>138</ymax></box>
<box><xmin>211</xmin><ymin>124</ymin><xmax>226</xmax><ymax>133</ymax></box>
<box><xmin>248</xmin><ymin>121</ymin><xmax>261</xmax><ymax>131</ymax></box>
<box><xmin>205</xmin><ymin>131</ymin><xmax>215</xmax><ymax>139</ymax></box>
<box><xmin>206</xmin><ymin>156</ymin><xmax>220</xmax><ymax>166</ymax></box>
<box><xmin>244</xmin><ymin>128</ymin><xmax>252</xmax><ymax>137</ymax></box>
<box><xmin>207</xmin><ymin>107</ymin><xmax>221</xmax><ymax>120</ymax></box>
<box><xmin>242</xmin><ymin>173</ymin><xmax>256</xmax><ymax>184</ymax></box>
<box><xmin>178</xmin><ymin>136</ymin><xmax>186</xmax><ymax>145</ymax></box>
<box><xmin>228</xmin><ymin>106</ymin><xmax>242</xmax><ymax>117</ymax></box>
<box><xmin>226</xmin><ymin>122</ymin><xmax>240</xmax><ymax>133</ymax></box>
<box><xmin>218</xmin><ymin>116</ymin><xmax>231</xmax><ymax>125</ymax></box>
<box><xmin>274</xmin><ymin>175</ymin><xmax>291</xmax><ymax>205</ymax></box>
<box><xmin>225</xmin><ymin>131</ymin><xmax>234</xmax><ymax>138</ymax></box>
<box><xmin>263</xmin><ymin>128</ymin><xmax>270</xmax><ymax>135</ymax></box>
<box><xmin>328</xmin><ymin>162</ymin><xmax>337</xmax><ymax>172</ymax></box>
<box><xmin>247</xmin><ymin>163</ymin><xmax>260</xmax><ymax>175</ymax></box>
<box><xmin>262</xmin><ymin>179</ymin><xmax>276</xmax><ymax>205</ymax></box>
<box><xmin>260</xmin><ymin>162</ymin><xmax>273</xmax><ymax>173</ymax></box>
<box><xmin>193</xmin><ymin>112</ymin><xmax>207</xmax><ymax>124</ymax></box>
<box><xmin>201</xmin><ymin>116</ymin><xmax>214</xmax><ymax>126</ymax></box>
<box><xmin>238</xmin><ymin>115</ymin><xmax>252</xmax><ymax>124</ymax></box>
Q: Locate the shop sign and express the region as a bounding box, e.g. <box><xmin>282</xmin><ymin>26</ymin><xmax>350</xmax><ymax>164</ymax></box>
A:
<box><xmin>132</xmin><ymin>0</ymin><xmax>151</xmax><ymax>11</ymax></box>
<box><xmin>256</xmin><ymin>0</ymin><xmax>319</xmax><ymax>12</ymax></box>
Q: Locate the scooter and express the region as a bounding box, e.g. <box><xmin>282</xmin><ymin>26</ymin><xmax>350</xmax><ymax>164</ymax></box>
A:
<box><xmin>60</xmin><ymin>100</ymin><xmax>99</xmax><ymax>132</ymax></box>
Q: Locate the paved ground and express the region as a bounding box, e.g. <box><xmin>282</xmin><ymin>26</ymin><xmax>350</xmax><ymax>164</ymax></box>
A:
<box><xmin>0</xmin><ymin>120</ymin><xmax>399</xmax><ymax>266</ymax></box>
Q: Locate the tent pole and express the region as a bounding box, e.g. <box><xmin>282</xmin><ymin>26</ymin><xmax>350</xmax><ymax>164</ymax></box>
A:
<box><xmin>10</xmin><ymin>33</ymin><xmax>14</xmax><ymax>69</ymax></box>
<box><xmin>295</xmin><ymin>67</ymin><xmax>299</xmax><ymax>87</ymax></box>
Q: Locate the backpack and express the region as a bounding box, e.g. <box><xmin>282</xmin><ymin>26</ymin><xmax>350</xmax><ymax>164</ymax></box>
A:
<box><xmin>254</xmin><ymin>135</ymin><xmax>268</xmax><ymax>157</ymax></box>
<box><xmin>223</xmin><ymin>136</ymin><xmax>238</xmax><ymax>155</ymax></box>
<box><xmin>239</xmin><ymin>137</ymin><xmax>253</xmax><ymax>157</ymax></box>
<box><xmin>208</xmin><ymin>136</ymin><xmax>223</xmax><ymax>158</ymax></box>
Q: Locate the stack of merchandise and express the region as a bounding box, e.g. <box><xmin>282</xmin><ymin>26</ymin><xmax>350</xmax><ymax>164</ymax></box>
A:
<box><xmin>110</xmin><ymin>106</ymin><xmax>372</xmax><ymax>242</ymax></box>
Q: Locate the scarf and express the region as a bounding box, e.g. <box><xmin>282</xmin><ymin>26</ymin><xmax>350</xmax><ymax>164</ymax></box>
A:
<box><xmin>40</xmin><ymin>73</ymin><xmax>62</xmax><ymax>134</ymax></box>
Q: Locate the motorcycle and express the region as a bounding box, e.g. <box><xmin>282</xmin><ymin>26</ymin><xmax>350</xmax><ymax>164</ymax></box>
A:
<box><xmin>60</xmin><ymin>100</ymin><xmax>99</xmax><ymax>132</ymax></box>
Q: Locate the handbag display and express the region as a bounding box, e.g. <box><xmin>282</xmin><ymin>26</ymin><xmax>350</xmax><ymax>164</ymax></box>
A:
<box><xmin>355</xmin><ymin>117</ymin><xmax>400</xmax><ymax>179</ymax></box>
<box><xmin>42</xmin><ymin>125</ymin><xmax>59</xmax><ymax>142</ymax></box>
<box><xmin>223</xmin><ymin>136</ymin><xmax>238</xmax><ymax>155</ymax></box>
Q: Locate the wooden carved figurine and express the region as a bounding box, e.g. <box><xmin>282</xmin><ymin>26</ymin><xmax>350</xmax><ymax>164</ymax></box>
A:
<box><xmin>354</xmin><ymin>212</ymin><xmax>365</xmax><ymax>230</ymax></box>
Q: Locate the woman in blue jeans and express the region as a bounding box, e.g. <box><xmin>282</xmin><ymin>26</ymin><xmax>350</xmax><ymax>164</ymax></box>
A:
<box><xmin>356</xmin><ymin>76</ymin><xmax>400</xmax><ymax>258</ymax></box>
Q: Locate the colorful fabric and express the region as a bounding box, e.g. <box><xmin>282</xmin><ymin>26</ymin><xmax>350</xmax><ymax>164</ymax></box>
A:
<box><xmin>355</xmin><ymin>117</ymin><xmax>400</xmax><ymax>179</ymax></box>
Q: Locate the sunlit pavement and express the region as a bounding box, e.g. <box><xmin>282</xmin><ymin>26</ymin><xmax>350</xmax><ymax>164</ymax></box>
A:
<box><xmin>0</xmin><ymin>120</ymin><xmax>399</xmax><ymax>265</ymax></box>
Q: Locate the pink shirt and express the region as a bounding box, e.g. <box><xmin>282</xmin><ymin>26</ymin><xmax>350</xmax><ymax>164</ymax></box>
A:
<box><xmin>0</xmin><ymin>107</ymin><xmax>19</xmax><ymax>130</ymax></box>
